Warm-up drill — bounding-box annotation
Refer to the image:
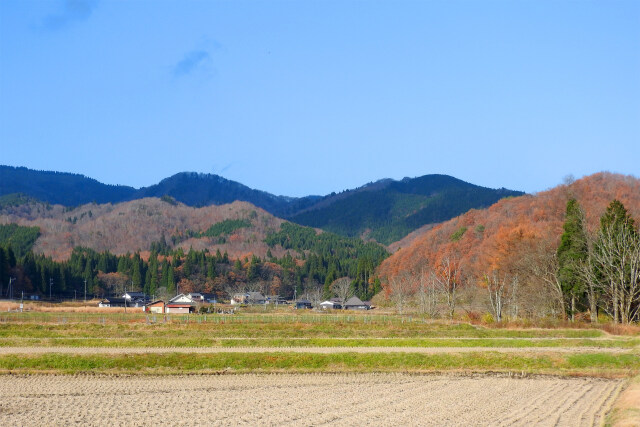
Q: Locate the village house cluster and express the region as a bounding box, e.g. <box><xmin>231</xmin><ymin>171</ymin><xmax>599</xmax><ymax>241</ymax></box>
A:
<box><xmin>98</xmin><ymin>292</ymin><xmax>372</xmax><ymax>313</ymax></box>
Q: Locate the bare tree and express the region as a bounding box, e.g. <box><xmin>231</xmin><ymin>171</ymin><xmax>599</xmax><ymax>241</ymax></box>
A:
<box><xmin>331</xmin><ymin>277</ymin><xmax>353</xmax><ymax>309</ymax></box>
<box><xmin>528</xmin><ymin>245</ymin><xmax>566</xmax><ymax>320</ymax></box>
<box><xmin>306</xmin><ymin>286</ymin><xmax>323</xmax><ymax>310</ymax></box>
<box><xmin>416</xmin><ymin>268</ymin><xmax>439</xmax><ymax>317</ymax></box>
<box><xmin>484</xmin><ymin>271</ymin><xmax>518</xmax><ymax>322</ymax></box>
<box><xmin>485</xmin><ymin>271</ymin><xmax>507</xmax><ymax>322</ymax></box>
<box><xmin>592</xmin><ymin>221</ymin><xmax>640</xmax><ymax>324</ymax></box>
<box><xmin>389</xmin><ymin>272</ymin><xmax>414</xmax><ymax>314</ymax></box>
<box><xmin>433</xmin><ymin>256</ymin><xmax>463</xmax><ymax>319</ymax></box>
<box><xmin>575</xmin><ymin>232</ymin><xmax>601</xmax><ymax>323</ymax></box>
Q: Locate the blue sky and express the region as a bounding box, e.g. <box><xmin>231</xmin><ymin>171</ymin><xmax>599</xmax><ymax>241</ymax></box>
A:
<box><xmin>1</xmin><ymin>0</ymin><xmax>638</xmax><ymax>197</ymax></box>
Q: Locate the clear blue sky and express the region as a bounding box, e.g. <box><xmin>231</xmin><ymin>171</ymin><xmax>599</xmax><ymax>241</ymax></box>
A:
<box><xmin>1</xmin><ymin>1</ymin><xmax>638</xmax><ymax>197</ymax></box>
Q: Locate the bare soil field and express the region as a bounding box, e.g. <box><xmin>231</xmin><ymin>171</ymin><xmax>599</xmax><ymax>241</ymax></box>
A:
<box><xmin>0</xmin><ymin>373</ymin><xmax>621</xmax><ymax>426</ymax></box>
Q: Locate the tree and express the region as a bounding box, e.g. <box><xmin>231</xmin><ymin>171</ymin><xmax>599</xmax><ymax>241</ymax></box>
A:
<box><xmin>484</xmin><ymin>271</ymin><xmax>516</xmax><ymax>322</ymax></box>
<box><xmin>433</xmin><ymin>254</ymin><xmax>463</xmax><ymax>319</ymax></box>
<box><xmin>167</xmin><ymin>265</ymin><xmax>176</xmax><ymax>295</ymax></box>
<box><xmin>331</xmin><ymin>277</ymin><xmax>353</xmax><ymax>309</ymax></box>
<box><xmin>593</xmin><ymin>201</ymin><xmax>640</xmax><ymax>323</ymax></box>
<box><xmin>556</xmin><ymin>199</ymin><xmax>588</xmax><ymax>321</ymax></box>
<box><xmin>389</xmin><ymin>272</ymin><xmax>414</xmax><ymax>314</ymax></box>
<box><xmin>416</xmin><ymin>267</ymin><xmax>439</xmax><ymax>317</ymax></box>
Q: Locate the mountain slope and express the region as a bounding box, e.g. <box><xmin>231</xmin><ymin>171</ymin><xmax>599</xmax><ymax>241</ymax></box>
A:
<box><xmin>0</xmin><ymin>197</ymin><xmax>286</xmax><ymax>261</ymax></box>
<box><xmin>289</xmin><ymin>175</ymin><xmax>524</xmax><ymax>244</ymax></box>
<box><xmin>0</xmin><ymin>166</ymin><xmax>523</xmax><ymax>245</ymax></box>
<box><xmin>134</xmin><ymin>172</ymin><xmax>295</xmax><ymax>213</ymax></box>
<box><xmin>0</xmin><ymin>166</ymin><xmax>136</xmax><ymax>205</ymax></box>
<box><xmin>378</xmin><ymin>172</ymin><xmax>640</xmax><ymax>285</ymax></box>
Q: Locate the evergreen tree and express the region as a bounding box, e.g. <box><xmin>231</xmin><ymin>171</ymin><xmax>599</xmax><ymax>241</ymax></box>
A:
<box><xmin>131</xmin><ymin>260</ymin><xmax>142</xmax><ymax>290</ymax></box>
<box><xmin>167</xmin><ymin>265</ymin><xmax>175</xmax><ymax>295</ymax></box>
<box><xmin>557</xmin><ymin>198</ymin><xmax>588</xmax><ymax>321</ymax></box>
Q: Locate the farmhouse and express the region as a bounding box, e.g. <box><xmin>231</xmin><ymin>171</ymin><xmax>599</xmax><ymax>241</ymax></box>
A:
<box><xmin>170</xmin><ymin>294</ymin><xmax>196</xmax><ymax>304</ymax></box>
<box><xmin>343</xmin><ymin>296</ymin><xmax>370</xmax><ymax>310</ymax></box>
<box><xmin>319</xmin><ymin>297</ymin><xmax>344</xmax><ymax>310</ymax></box>
<box><xmin>122</xmin><ymin>292</ymin><xmax>147</xmax><ymax>302</ymax></box>
<box><xmin>98</xmin><ymin>297</ymin><xmax>128</xmax><ymax>308</ymax></box>
<box><xmin>144</xmin><ymin>300</ymin><xmax>165</xmax><ymax>314</ymax></box>
<box><xmin>295</xmin><ymin>299</ymin><xmax>312</xmax><ymax>309</ymax></box>
<box><xmin>231</xmin><ymin>292</ymin><xmax>266</xmax><ymax>305</ymax></box>
<box><xmin>188</xmin><ymin>292</ymin><xmax>217</xmax><ymax>303</ymax></box>
<box><xmin>165</xmin><ymin>303</ymin><xmax>195</xmax><ymax>314</ymax></box>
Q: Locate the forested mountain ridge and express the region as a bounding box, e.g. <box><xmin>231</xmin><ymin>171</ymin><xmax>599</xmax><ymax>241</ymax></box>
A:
<box><xmin>0</xmin><ymin>165</ymin><xmax>522</xmax><ymax>244</ymax></box>
<box><xmin>289</xmin><ymin>174</ymin><xmax>524</xmax><ymax>244</ymax></box>
<box><xmin>0</xmin><ymin>166</ymin><xmax>136</xmax><ymax>205</ymax></box>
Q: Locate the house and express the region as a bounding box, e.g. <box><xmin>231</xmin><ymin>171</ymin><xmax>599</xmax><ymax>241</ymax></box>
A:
<box><xmin>98</xmin><ymin>297</ymin><xmax>128</xmax><ymax>308</ymax></box>
<box><xmin>122</xmin><ymin>292</ymin><xmax>146</xmax><ymax>301</ymax></box>
<box><xmin>319</xmin><ymin>299</ymin><xmax>343</xmax><ymax>310</ymax></box>
<box><xmin>165</xmin><ymin>303</ymin><xmax>195</xmax><ymax>314</ymax></box>
<box><xmin>144</xmin><ymin>300</ymin><xmax>165</xmax><ymax>314</ymax></box>
<box><xmin>267</xmin><ymin>295</ymin><xmax>287</xmax><ymax>305</ymax></box>
<box><xmin>187</xmin><ymin>293</ymin><xmax>218</xmax><ymax>304</ymax></box>
<box><xmin>231</xmin><ymin>292</ymin><xmax>266</xmax><ymax>305</ymax></box>
<box><xmin>169</xmin><ymin>293</ymin><xmax>196</xmax><ymax>304</ymax></box>
<box><xmin>343</xmin><ymin>296</ymin><xmax>370</xmax><ymax>310</ymax></box>
<box><xmin>294</xmin><ymin>299</ymin><xmax>312</xmax><ymax>309</ymax></box>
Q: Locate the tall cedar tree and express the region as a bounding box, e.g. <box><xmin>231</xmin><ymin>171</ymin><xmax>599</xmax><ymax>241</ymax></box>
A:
<box><xmin>600</xmin><ymin>200</ymin><xmax>636</xmax><ymax>237</ymax></box>
<box><xmin>557</xmin><ymin>198</ymin><xmax>588</xmax><ymax>320</ymax></box>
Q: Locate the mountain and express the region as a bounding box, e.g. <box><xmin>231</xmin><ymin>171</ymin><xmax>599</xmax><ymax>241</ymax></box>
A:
<box><xmin>0</xmin><ymin>166</ymin><xmax>136</xmax><ymax>205</ymax></box>
<box><xmin>0</xmin><ymin>165</ymin><xmax>523</xmax><ymax>244</ymax></box>
<box><xmin>0</xmin><ymin>196</ymin><xmax>286</xmax><ymax>261</ymax></box>
<box><xmin>134</xmin><ymin>172</ymin><xmax>297</xmax><ymax>213</ymax></box>
<box><xmin>288</xmin><ymin>175</ymin><xmax>524</xmax><ymax>244</ymax></box>
<box><xmin>377</xmin><ymin>172</ymin><xmax>640</xmax><ymax>285</ymax></box>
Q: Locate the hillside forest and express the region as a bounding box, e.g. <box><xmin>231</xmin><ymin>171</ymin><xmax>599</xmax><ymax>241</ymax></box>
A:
<box><xmin>0</xmin><ymin>218</ymin><xmax>386</xmax><ymax>303</ymax></box>
<box><xmin>379</xmin><ymin>173</ymin><xmax>640</xmax><ymax>324</ymax></box>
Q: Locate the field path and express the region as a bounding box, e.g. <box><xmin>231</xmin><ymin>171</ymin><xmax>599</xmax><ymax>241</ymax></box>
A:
<box><xmin>0</xmin><ymin>374</ymin><xmax>621</xmax><ymax>426</ymax></box>
<box><xmin>0</xmin><ymin>345</ymin><xmax>635</xmax><ymax>354</ymax></box>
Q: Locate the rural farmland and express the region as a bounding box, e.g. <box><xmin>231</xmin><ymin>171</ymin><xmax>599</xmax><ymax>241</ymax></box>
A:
<box><xmin>0</xmin><ymin>310</ymin><xmax>638</xmax><ymax>425</ymax></box>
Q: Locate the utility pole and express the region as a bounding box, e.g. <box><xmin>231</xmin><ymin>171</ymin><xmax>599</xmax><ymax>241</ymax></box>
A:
<box><xmin>8</xmin><ymin>277</ymin><xmax>15</xmax><ymax>300</ymax></box>
<box><xmin>49</xmin><ymin>278</ymin><xmax>53</xmax><ymax>301</ymax></box>
<box><xmin>84</xmin><ymin>279</ymin><xmax>87</xmax><ymax>303</ymax></box>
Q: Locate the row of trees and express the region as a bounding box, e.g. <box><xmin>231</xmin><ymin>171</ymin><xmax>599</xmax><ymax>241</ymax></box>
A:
<box><xmin>556</xmin><ymin>199</ymin><xmax>640</xmax><ymax>324</ymax></box>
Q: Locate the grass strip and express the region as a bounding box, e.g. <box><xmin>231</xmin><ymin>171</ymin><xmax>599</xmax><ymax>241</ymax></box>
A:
<box><xmin>0</xmin><ymin>337</ymin><xmax>636</xmax><ymax>349</ymax></box>
<box><xmin>0</xmin><ymin>352</ymin><xmax>638</xmax><ymax>376</ymax></box>
<box><xmin>0</xmin><ymin>322</ymin><xmax>607</xmax><ymax>339</ymax></box>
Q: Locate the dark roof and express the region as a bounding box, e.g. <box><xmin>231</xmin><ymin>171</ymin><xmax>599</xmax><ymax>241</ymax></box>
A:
<box><xmin>103</xmin><ymin>298</ymin><xmax>127</xmax><ymax>304</ymax></box>
<box><xmin>296</xmin><ymin>299</ymin><xmax>312</xmax><ymax>304</ymax></box>
<box><xmin>344</xmin><ymin>296</ymin><xmax>368</xmax><ymax>306</ymax></box>
<box><xmin>145</xmin><ymin>300</ymin><xmax>165</xmax><ymax>306</ymax></box>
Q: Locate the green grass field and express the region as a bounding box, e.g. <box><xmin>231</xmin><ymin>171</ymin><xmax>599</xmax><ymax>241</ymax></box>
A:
<box><xmin>0</xmin><ymin>311</ymin><xmax>638</xmax><ymax>377</ymax></box>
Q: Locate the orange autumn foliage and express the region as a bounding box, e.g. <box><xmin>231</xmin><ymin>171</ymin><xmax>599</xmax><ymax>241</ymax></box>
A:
<box><xmin>378</xmin><ymin>173</ymin><xmax>640</xmax><ymax>288</ymax></box>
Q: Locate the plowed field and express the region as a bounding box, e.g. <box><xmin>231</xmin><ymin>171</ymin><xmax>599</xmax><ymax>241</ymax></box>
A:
<box><xmin>0</xmin><ymin>374</ymin><xmax>622</xmax><ymax>426</ymax></box>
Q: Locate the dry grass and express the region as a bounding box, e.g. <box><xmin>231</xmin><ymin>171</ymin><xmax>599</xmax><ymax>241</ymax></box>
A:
<box><xmin>0</xmin><ymin>301</ymin><xmax>142</xmax><ymax>313</ymax></box>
